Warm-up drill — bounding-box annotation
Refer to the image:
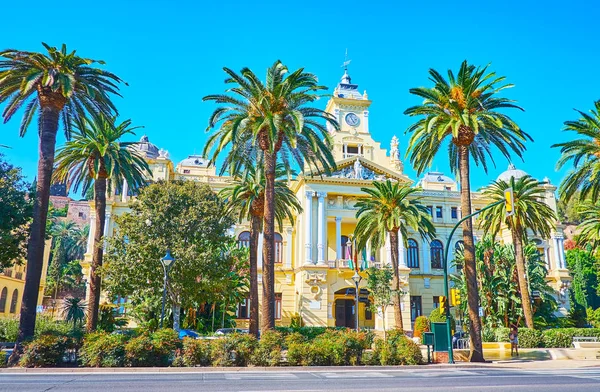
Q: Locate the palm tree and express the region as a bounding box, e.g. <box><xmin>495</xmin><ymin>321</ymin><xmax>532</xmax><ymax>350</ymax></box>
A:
<box><xmin>0</xmin><ymin>43</ymin><xmax>123</xmax><ymax>345</ymax></box>
<box><xmin>204</xmin><ymin>61</ymin><xmax>338</xmax><ymax>329</ymax></box>
<box><xmin>354</xmin><ymin>180</ymin><xmax>435</xmax><ymax>331</ymax></box>
<box><xmin>47</xmin><ymin>220</ymin><xmax>79</xmax><ymax>313</ymax></box>
<box><xmin>52</xmin><ymin>115</ymin><xmax>150</xmax><ymax>331</ymax></box>
<box><xmin>574</xmin><ymin>202</ymin><xmax>600</xmax><ymax>251</ymax></box>
<box><xmin>553</xmin><ymin>101</ymin><xmax>600</xmax><ymax>203</ymax></box>
<box><xmin>479</xmin><ymin>175</ymin><xmax>556</xmax><ymax>328</ymax></box>
<box><xmin>62</xmin><ymin>297</ymin><xmax>87</xmax><ymax>329</ymax></box>
<box><xmin>220</xmin><ymin>161</ymin><xmax>301</xmax><ymax>336</ymax></box>
<box><xmin>404</xmin><ymin>61</ymin><xmax>531</xmax><ymax>362</ymax></box>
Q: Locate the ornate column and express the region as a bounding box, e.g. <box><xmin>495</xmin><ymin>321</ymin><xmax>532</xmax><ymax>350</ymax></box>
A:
<box><xmin>305</xmin><ymin>191</ymin><xmax>315</xmax><ymax>265</ymax></box>
<box><xmin>285</xmin><ymin>227</ymin><xmax>293</xmax><ymax>269</ymax></box>
<box><xmin>552</xmin><ymin>235</ymin><xmax>560</xmax><ymax>271</ymax></box>
<box><xmin>559</xmin><ymin>238</ymin><xmax>566</xmax><ymax>269</ymax></box>
<box><xmin>335</xmin><ymin>217</ymin><xmax>342</xmax><ymax>260</ymax></box>
<box><xmin>121</xmin><ymin>180</ymin><xmax>128</xmax><ymax>203</ymax></box>
<box><xmin>316</xmin><ymin>192</ymin><xmax>327</xmax><ymax>265</ymax></box>
<box><xmin>397</xmin><ymin>231</ymin><xmax>407</xmax><ymax>268</ymax></box>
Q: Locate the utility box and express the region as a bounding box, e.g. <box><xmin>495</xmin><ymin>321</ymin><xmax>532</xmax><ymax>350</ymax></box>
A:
<box><xmin>423</xmin><ymin>332</ymin><xmax>434</xmax><ymax>347</ymax></box>
<box><xmin>431</xmin><ymin>322</ymin><xmax>449</xmax><ymax>352</ymax></box>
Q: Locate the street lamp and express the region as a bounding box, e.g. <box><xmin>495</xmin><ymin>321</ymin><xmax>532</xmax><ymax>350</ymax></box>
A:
<box><xmin>351</xmin><ymin>270</ymin><xmax>362</xmax><ymax>332</ymax></box>
<box><xmin>160</xmin><ymin>250</ymin><xmax>175</xmax><ymax>328</ymax></box>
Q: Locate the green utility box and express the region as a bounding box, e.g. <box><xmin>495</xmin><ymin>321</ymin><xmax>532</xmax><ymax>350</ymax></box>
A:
<box><xmin>431</xmin><ymin>322</ymin><xmax>449</xmax><ymax>352</ymax></box>
<box><xmin>423</xmin><ymin>332</ymin><xmax>434</xmax><ymax>347</ymax></box>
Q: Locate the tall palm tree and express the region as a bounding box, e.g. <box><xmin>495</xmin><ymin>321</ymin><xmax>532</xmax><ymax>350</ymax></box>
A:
<box><xmin>479</xmin><ymin>175</ymin><xmax>556</xmax><ymax>328</ymax></box>
<box><xmin>0</xmin><ymin>43</ymin><xmax>123</xmax><ymax>345</ymax></box>
<box><xmin>204</xmin><ymin>61</ymin><xmax>338</xmax><ymax>329</ymax></box>
<box><xmin>553</xmin><ymin>101</ymin><xmax>600</xmax><ymax>203</ymax></box>
<box><xmin>220</xmin><ymin>161</ymin><xmax>301</xmax><ymax>336</ymax></box>
<box><xmin>574</xmin><ymin>202</ymin><xmax>600</xmax><ymax>251</ymax></box>
<box><xmin>404</xmin><ymin>61</ymin><xmax>531</xmax><ymax>361</ymax></box>
<box><xmin>47</xmin><ymin>220</ymin><xmax>79</xmax><ymax>312</ymax></box>
<box><xmin>354</xmin><ymin>180</ymin><xmax>435</xmax><ymax>331</ymax></box>
<box><xmin>52</xmin><ymin>115</ymin><xmax>150</xmax><ymax>331</ymax></box>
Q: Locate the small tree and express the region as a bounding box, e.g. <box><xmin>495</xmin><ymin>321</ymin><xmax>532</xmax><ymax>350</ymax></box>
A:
<box><xmin>366</xmin><ymin>266</ymin><xmax>395</xmax><ymax>340</ymax></box>
<box><xmin>62</xmin><ymin>297</ymin><xmax>86</xmax><ymax>329</ymax></box>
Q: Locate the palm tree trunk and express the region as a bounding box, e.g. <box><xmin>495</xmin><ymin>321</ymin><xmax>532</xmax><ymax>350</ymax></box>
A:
<box><xmin>87</xmin><ymin>177</ymin><xmax>107</xmax><ymax>331</ymax></box>
<box><xmin>261</xmin><ymin>151</ymin><xmax>276</xmax><ymax>330</ymax></box>
<box><xmin>513</xmin><ymin>228</ymin><xmax>534</xmax><ymax>328</ymax></box>
<box><xmin>388</xmin><ymin>230</ymin><xmax>404</xmax><ymax>331</ymax></box>
<box><xmin>458</xmin><ymin>145</ymin><xmax>485</xmax><ymax>362</ymax></box>
<box><xmin>249</xmin><ymin>215</ymin><xmax>260</xmax><ymax>337</ymax></box>
<box><xmin>12</xmin><ymin>104</ymin><xmax>61</xmax><ymax>362</ymax></box>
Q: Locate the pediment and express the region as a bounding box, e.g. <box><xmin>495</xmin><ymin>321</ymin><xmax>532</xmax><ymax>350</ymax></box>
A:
<box><xmin>305</xmin><ymin>156</ymin><xmax>411</xmax><ymax>184</ymax></box>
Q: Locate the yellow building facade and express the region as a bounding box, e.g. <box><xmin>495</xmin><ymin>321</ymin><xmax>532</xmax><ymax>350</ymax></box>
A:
<box><xmin>84</xmin><ymin>69</ymin><xmax>571</xmax><ymax>331</ymax></box>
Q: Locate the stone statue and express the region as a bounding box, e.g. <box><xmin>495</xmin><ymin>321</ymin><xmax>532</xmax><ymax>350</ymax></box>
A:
<box><xmin>353</xmin><ymin>158</ymin><xmax>363</xmax><ymax>179</ymax></box>
<box><xmin>390</xmin><ymin>136</ymin><xmax>400</xmax><ymax>161</ymax></box>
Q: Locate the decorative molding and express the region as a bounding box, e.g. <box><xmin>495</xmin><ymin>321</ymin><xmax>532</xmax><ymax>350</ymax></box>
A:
<box><xmin>305</xmin><ymin>190</ymin><xmax>315</xmax><ymax>198</ymax></box>
<box><xmin>316</xmin><ymin>191</ymin><xmax>328</xmax><ymax>199</ymax></box>
<box><xmin>330</xmin><ymin>158</ymin><xmax>395</xmax><ymax>181</ymax></box>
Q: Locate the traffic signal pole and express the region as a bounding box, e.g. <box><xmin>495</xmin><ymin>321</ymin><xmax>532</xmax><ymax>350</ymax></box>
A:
<box><xmin>443</xmin><ymin>199</ymin><xmax>505</xmax><ymax>364</ymax></box>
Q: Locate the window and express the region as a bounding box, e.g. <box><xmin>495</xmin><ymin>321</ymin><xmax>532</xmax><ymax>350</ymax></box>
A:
<box><xmin>275</xmin><ymin>233</ymin><xmax>283</xmax><ymax>264</ymax></box>
<box><xmin>183</xmin><ymin>169</ymin><xmax>190</xmax><ymax>174</ymax></box>
<box><xmin>426</xmin><ymin>206</ymin><xmax>433</xmax><ymax>217</ymax></box>
<box><xmin>433</xmin><ymin>296</ymin><xmax>441</xmax><ymax>309</ymax></box>
<box><xmin>238</xmin><ymin>231</ymin><xmax>251</xmax><ymax>249</ymax></box>
<box><xmin>435</xmin><ymin>206</ymin><xmax>443</xmax><ymax>219</ymax></box>
<box><xmin>274</xmin><ymin>293</ymin><xmax>282</xmax><ymax>320</ymax></box>
<box><xmin>78</xmin><ymin>211</ymin><xmax>85</xmax><ymax>218</ymax></box>
<box><xmin>341</xmin><ymin>235</ymin><xmax>352</xmax><ymax>260</ymax></box>
<box><xmin>237</xmin><ymin>298</ymin><xmax>249</xmax><ymax>319</ymax></box>
<box><xmin>430</xmin><ymin>240</ymin><xmax>444</xmax><ymax>269</ymax></box>
<box><xmin>346</xmin><ymin>146</ymin><xmax>359</xmax><ymax>155</ymax></box>
<box><xmin>0</xmin><ymin>287</ymin><xmax>7</xmax><ymax>313</ymax></box>
<box><xmin>410</xmin><ymin>296</ymin><xmax>422</xmax><ymax>321</ymax></box>
<box><xmin>451</xmin><ymin>207</ymin><xmax>458</xmax><ymax>219</ymax></box>
<box><xmin>407</xmin><ymin>239</ymin><xmax>419</xmax><ymax>269</ymax></box>
<box><xmin>9</xmin><ymin>289</ymin><xmax>18</xmax><ymax>313</ymax></box>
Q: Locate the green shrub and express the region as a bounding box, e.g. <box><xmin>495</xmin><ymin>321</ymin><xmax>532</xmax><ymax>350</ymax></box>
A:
<box><xmin>79</xmin><ymin>332</ymin><xmax>128</xmax><ymax>367</ymax></box>
<box><xmin>251</xmin><ymin>330</ymin><xmax>283</xmax><ymax>366</ymax></box>
<box><xmin>0</xmin><ymin>316</ymin><xmax>79</xmax><ymax>342</ymax></box>
<box><xmin>284</xmin><ymin>331</ymin><xmax>307</xmax><ymax>348</ymax></box>
<box><xmin>284</xmin><ymin>329</ymin><xmax>370</xmax><ymax>366</ymax></box>
<box><xmin>494</xmin><ymin>327</ymin><xmax>510</xmax><ymax>342</ymax></box>
<box><xmin>0</xmin><ymin>317</ymin><xmax>18</xmax><ymax>342</ymax></box>
<box><xmin>286</xmin><ymin>341</ymin><xmax>307</xmax><ymax>366</ymax></box>
<box><xmin>125</xmin><ymin>329</ymin><xmax>180</xmax><ymax>367</ymax></box>
<box><xmin>177</xmin><ymin>338</ymin><xmax>212</xmax><ymax>367</ymax></box>
<box><xmin>275</xmin><ymin>326</ymin><xmax>330</xmax><ymax>341</ymax></box>
<box><xmin>428</xmin><ymin>308</ymin><xmax>456</xmax><ymax>331</ymax></box>
<box><xmin>19</xmin><ymin>334</ymin><xmax>69</xmax><ymax>368</ymax></box>
<box><xmin>518</xmin><ymin>329</ymin><xmax>543</xmax><ymax>348</ymax></box>
<box><xmin>413</xmin><ymin>316</ymin><xmax>430</xmax><ymax>341</ymax></box>
<box><xmin>289</xmin><ymin>313</ymin><xmax>303</xmax><ymax>328</ymax></box>
<box><xmin>542</xmin><ymin>330</ymin><xmax>572</xmax><ymax>348</ymax></box>
<box><xmin>370</xmin><ymin>330</ymin><xmax>422</xmax><ymax>365</ymax></box>
<box><xmin>211</xmin><ymin>333</ymin><xmax>257</xmax><ymax>367</ymax></box>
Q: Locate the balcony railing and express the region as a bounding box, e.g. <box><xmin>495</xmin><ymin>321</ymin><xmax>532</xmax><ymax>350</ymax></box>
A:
<box><xmin>15</xmin><ymin>272</ymin><xmax>23</xmax><ymax>280</ymax></box>
<box><xmin>3</xmin><ymin>269</ymin><xmax>12</xmax><ymax>278</ymax></box>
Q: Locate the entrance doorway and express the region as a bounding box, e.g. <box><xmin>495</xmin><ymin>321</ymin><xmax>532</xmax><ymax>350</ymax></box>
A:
<box><xmin>335</xmin><ymin>299</ymin><xmax>355</xmax><ymax>328</ymax></box>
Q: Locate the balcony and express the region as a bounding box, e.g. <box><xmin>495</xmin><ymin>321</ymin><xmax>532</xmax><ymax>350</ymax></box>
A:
<box><xmin>15</xmin><ymin>272</ymin><xmax>23</xmax><ymax>280</ymax></box>
<box><xmin>3</xmin><ymin>269</ymin><xmax>12</xmax><ymax>278</ymax></box>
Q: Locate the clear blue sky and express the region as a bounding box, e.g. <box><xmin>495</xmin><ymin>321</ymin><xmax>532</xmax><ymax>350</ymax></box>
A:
<box><xmin>2</xmin><ymin>0</ymin><xmax>599</xmax><ymax>193</ymax></box>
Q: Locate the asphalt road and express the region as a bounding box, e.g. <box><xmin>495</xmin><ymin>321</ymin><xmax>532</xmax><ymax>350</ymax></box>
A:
<box><xmin>2</xmin><ymin>367</ymin><xmax>600</xmax><ymax>392</ymax></box>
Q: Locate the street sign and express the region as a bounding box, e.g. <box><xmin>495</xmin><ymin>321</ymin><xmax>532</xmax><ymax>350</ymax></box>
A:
<box><xmin>504</xmin><ymin>187</ymin><xmax>515</xmax><ymax>217</ymax></box>
<box><xmin>478</xmin><ymin>306</ymin><xmax>484</xmax><ymax>317</ymax></box>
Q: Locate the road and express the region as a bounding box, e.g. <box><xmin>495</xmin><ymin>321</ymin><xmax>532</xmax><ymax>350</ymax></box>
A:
<box><xmin>2</xmin><ymin>367</ymin><xmax>600</xmax><ymax>392</ymax></box>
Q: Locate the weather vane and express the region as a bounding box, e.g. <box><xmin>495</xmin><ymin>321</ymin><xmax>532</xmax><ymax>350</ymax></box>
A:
<box><xmin>341</xmin><ymin>48</ymin><xmax>351</xmax><ymax>70</ymax></box>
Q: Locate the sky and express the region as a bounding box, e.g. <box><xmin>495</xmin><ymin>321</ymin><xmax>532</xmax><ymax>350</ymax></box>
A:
<box><xmin>1</xmin><ymin>0</ymin><xmax>599</xmax><ymax>194</ymax></box>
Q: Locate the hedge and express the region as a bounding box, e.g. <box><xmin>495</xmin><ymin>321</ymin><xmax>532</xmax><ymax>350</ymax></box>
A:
<box><xmin>488</xmin><ymin>327</ymin><xmax>600</xmax><ymax>348</ymax></box>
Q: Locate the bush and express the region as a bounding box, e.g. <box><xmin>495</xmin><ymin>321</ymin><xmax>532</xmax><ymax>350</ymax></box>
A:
<box><xmin>0</xmin><ymin>316</ymin><xmax>79</xmax><ymax>342</ymax></box>
<box><xmin>284</xmin><ymin>329</ymin><xmax>371</xmax><ymax>366</ymax></box>
<box><xmin>20</xmin><ymin>334</ymin><xmax>69</xmax><ymax>368</ymax></box>
<box><xmin>413</xmin><ymin>316</ymin><xmax>430</xmax><ymax>341</ymax></box>
<box><xmin>211</xmin><ymin>333</ymin><xmax>257</xmax><ymax>367</ymax></box>
<box><xmin>175</xmin><ymin>338</ymin><xmax>212</xmax><ymax>367</ymax></box>
<box><xmin>79</xmin><ymin>332</ymin><xmax>128</xmax><ymax>367</ymax></box>
<box><xmin>275</xmin><ymin>326</ymin><xmax>330</xmax><ymax>341</ymax></box>
<box><xmin>518</xmin><ymin>329</ymin><xmax>543</xmax><ymax>348</ymax></box>
<box><xmin>125</xmin><ymin>329</ymin><xmax>180</xmax><ymax>367</ymax></box>
<box><xmin>251</xmin><ymin>330</ymin><xmax>283</xmax><ymax>366</ymax></box>
<box><xmin>429</xmin><ymin>308</ymin><xmax>456</xmax><ymax>332</ymax></box>
<box><xmin>290</xmin><ymin>313</ymin><xmax>303</xmax><ymax>328</ymax></box>
<box><xmin>494</xmin><ymin>327</ymin><xmax>510</xmax><ymax>343</ymax></box>
<box><xmin>542</xmin><ymin>330</ymin><xmax>572</xmax><ymax>348</ymax></box>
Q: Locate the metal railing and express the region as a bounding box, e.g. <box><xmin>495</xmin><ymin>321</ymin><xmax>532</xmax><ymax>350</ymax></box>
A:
<box><xmin>455</xmin><ymin>338</ymin><xmax>470</xmax><ymax>350</ymax></box>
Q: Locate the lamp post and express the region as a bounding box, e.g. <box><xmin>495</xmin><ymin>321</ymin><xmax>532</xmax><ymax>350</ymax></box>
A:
<box><xmin>160</xmin><ymin>250</ymin><xmax>175</xmax><ymax>328</ymax></box>
<box><xmin>351</xmin><ymin>270</ymin><xmax>362</xmax><ymax>332</ymax></box>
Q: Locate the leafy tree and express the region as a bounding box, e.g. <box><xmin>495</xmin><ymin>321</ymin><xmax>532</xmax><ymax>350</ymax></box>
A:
<box><xmin>553</xmin><ymin>101</ymin><xmax>600</xmax><ymax>203</ymax></box>
<box><xmin>404</xmin><ymin>61</ymin><xmax>530</xmax><ymax>361</ymax></box>
<box><xmin>0</xmin><ymin>154</ymin><xmax>32</xmax><ymax>269</ymax></box>
<box><xmin>220</xmin><ymin>161</ymin><xmax>301</xmax><ymax>336</ymax></box>
<box><xmin>204</xmin><ymin>62</ymin><xmax>338</xmax><ymax>330</ymax></box>
<box><xmin>479</xmin><ymin>175</ymin><xmax>556</xmax><ymax>328</ymax></box>
<box><xmin>62</xmin><ymin>297</ymin><xmax>86</xmax><ymax>329</ymax></box>
<box><xmin>557</xmin><ymin>191</ymin><xmax>583</xmax><ymax>224</ymax></box>
<box><xmin>103</xmin><ymin>181</ymin><xmax>241</xmax><ymax>331</ymax></box>
<box><xmin>0</xmin><ymin>43</ymin><xmax>124</xmax><ymax>348</ymax></box>
<box><xmin>574</xmin><ymin>203</ymin><xmax>600</xmax><ymax>253</ymax></box>
<box><xmin>365</xmin><ymin>266</ymin><xmax>395</xmax><ymax>339</ymax></box>
<box><xmin>52</xmin><ymin>115</ymin><xmax>150</xmax><ymax>331</ymax></box>
<box><xmin>565</xmin><ymin>248</ymin><xmax>600</xmax><ymax>309</ymax></box>
<box><xmin>354</xmin><ymin>181</ymin><xmax>435</xmax><ymax>330</ymax></box>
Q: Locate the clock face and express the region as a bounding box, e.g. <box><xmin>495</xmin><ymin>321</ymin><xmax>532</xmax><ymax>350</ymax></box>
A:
<box><xmin>345</xmin><ymin>112</ymin><xmax>360</xmax><ymax>127</ymax></box>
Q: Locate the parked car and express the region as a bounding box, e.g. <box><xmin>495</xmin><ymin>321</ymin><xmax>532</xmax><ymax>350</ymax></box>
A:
<box><xmin>214</xmin><ymin>328</ymin><xmax>248</xmax><ymax>336</ymax></box>
<box><xmin>179</xmin><ymin>329</ymin><xmax>200</xmax><ymax>339</ymax></box>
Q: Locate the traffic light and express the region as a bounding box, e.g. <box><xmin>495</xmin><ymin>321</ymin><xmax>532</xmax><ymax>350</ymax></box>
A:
<box><xmin>450</xmin><ymin>288</ymin><xmax>461</xmax><ymax>306</ymax></box>
<box><xmin>440</xmin><ymin>296</ymin><xmax>447</xmax><ymax>314</ymax></box>
<box><xmin>504</xmin><ymin>187</ymin><xmax>515</xmax><ymax>217</ymax></box>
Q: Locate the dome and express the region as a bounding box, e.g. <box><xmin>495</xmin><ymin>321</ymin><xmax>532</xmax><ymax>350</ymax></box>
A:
<box><xmin>497</xmin><ymin>164</ymin><xmax>528</xmax><ymax>182</ymax></box>
<box><xmin>422</xmin><ymin>171</ymin><xmax>455</xmax><ymax>185</ymax></box>
<box><xmin>179</xmin><ymin>154</ymin><xmax>210</xmax><ymax>168</ymax></box>
<box><xmin>136</xmin><ymin>135</ymin><xmax>159</xmax><ymax>159</ymax></box>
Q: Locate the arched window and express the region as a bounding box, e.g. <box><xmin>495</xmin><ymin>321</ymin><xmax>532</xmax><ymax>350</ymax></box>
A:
<box><xmin>407</xmin><ymin>239</ymin><xmax>419</xmax><ymax>268</ymax></box>
<box><xmin>430</xmin><ymin>240</ymin><xmax>444</xmax><ymax>269</ymax></box>
<box><xmin>237</xmin><ymin>231</ymin><xmax>251</xmax><ymax>249</ymax></box>
<box><xmin>275</xmin><ymin>233</ymin><xmax>283</xmax><ymax>264</ymax></box>
<box><xmin>9</xmin><ymin>289</ymin><xmax>18</xmax><ymax>313</ymax></box>
<box><xmin>0</xmin><ymin>288</ymin><xmax>7</xmax><ymax>313</ymax></box>
<box><xmin>341</xmin><ymin>235</ymin><xmax>352</xmax><ymax>260</ymax></box>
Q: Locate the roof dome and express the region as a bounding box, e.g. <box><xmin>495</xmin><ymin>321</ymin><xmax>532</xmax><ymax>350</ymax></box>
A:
<box><xmin>497</xmin><ymin>164</ymin><xmax>528</xmax><ymax>182</ymax></box>
<box><xmin>136</xmin><ymin>135</ymin><xmax>159</xmax><ymax>159</ymax></box>
<box><xmin>422</xmin><ymin>171</ymin><xmax>455</xmax><ymax>184</ymax></box>
<box><xmin>179</xmin><ymin>154</ymin><xmax>210</xmax><ymax>168</ymax></box>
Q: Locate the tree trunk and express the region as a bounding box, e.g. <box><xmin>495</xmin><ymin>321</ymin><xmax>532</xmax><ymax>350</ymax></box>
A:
<box><xmin>87</xmin><ymin>177</ymin><xmax>107</xmax><ymax>331</ymax></box>
<box><xmin>249</xmin><ymin>214</ymin><xmax>260</xmax><ymax>337</ymax></box>
<box><xmin>173</xmin><ymin>302</ymin><xmax>181</xmax><ymax>331</ymax></box>
<box><xmin>513</xmin><ymin>227</ymin><xmax>534</xmax><ymax>328</ymax></box>
<box><xmin>11</xmin><ymin>104</ymin><xmax>61</xmax><ymax>364</ymax></box>
<box><xmin>261</xmin><ymin>151</ymin><xmax>276</xmax><ymax>330</ymax></box>
<box><xmin>458</xmin><ymin>145</ymin><xmax>485</xmax><ymax>362</ymax></box>
<box><xmin>389</xmin><ymin>230</ymin><xmax>404</xmax><ymax>331</ymax></box>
